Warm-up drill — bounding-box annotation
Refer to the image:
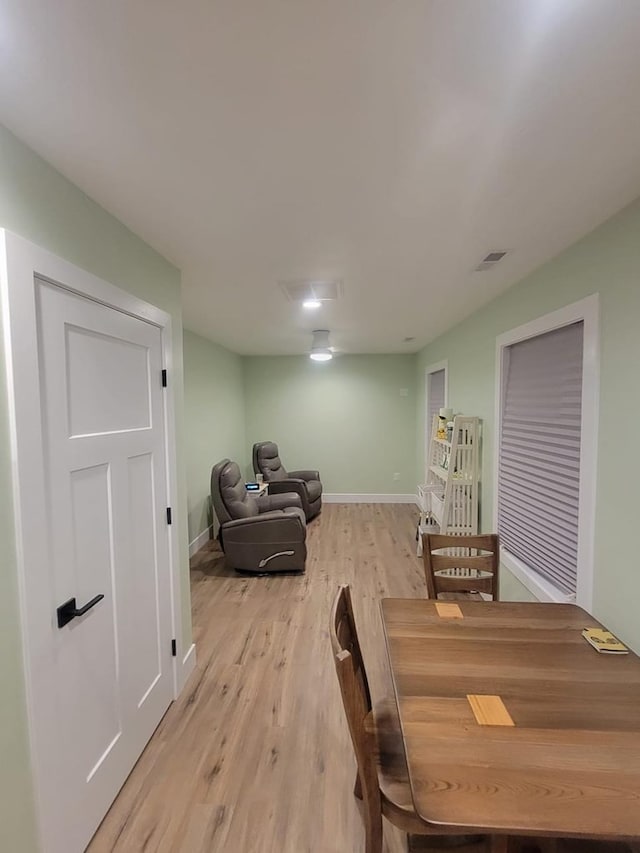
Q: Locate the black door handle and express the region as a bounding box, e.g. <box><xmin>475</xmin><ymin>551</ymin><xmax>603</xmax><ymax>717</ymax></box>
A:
<box><xmin>57</xmin><ymin>594</ymin><xmax>104</xmax><ymax>628</ymax></box>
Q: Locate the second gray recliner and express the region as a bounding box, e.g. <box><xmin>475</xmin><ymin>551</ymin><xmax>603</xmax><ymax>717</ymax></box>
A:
<box><xmin>252</xmin><ymin>441</ymin><xmax>322</xmax><ymax>520</ymax></box>
<box><xmin>211</xmin><ymin>458</ymin><xmax>307</xmax><ymax>573</ymax></box>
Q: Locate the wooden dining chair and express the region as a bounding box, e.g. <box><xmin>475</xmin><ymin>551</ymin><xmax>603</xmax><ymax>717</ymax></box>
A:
<box><xmin>422</xmin><ymin>533</ymin><xmax>500</xmax><ymax>601</ymax></box>
<box><xmin>330</xmin><ymin>584</ymin><xmax>489</xmax><ymax>853</ymax></box>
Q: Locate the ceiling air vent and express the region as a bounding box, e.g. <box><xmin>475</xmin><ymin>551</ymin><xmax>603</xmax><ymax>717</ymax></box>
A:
<box><xmin>279</xmin><ymin>279</ymin><xmax>343</xmax><ymax>303</ymax></box>
<box><xmin>474</xmin><ymin>251</ymin><xmax>508</xmax><ymax>272</ymax></box>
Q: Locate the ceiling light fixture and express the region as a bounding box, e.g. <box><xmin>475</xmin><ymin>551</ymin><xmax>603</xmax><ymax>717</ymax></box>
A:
<box><xmin>303</xmin><ymin>299</ymin><xmax>322</xmax><ymax>309</ymax></box>
<box><xmin>309</xmin><ymin>329</ymin><xmax>333</xmax><ymax>362</ymax></box>
<box><xmin>280</xmin><ymin>279</ymin><xmax>343</xmax><ymax>303</ymax></box>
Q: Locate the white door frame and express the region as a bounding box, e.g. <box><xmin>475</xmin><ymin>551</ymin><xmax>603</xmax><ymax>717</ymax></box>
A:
<box><xmin>424</xmin><ymin>360</ymin><xmax>448</xmax><ymax>480</ymax></box>
<box><xmin>0</xmin><ymin>230</ymin><xmax>194</xmax><ymax>850</ymax></box>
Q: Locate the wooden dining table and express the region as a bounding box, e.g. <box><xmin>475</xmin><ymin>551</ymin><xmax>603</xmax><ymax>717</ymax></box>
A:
<box><xmin>381</xmin><ymin>598</ymin><xmax>640</xmax><ymax>844</ymax></box>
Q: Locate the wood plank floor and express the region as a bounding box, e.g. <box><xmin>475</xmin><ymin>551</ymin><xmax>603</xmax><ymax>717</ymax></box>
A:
<box><xmin>88</xmin><ymin>504</ymin><xmax>637</xmax><ymax>853</ymax></box>
<box><xmin>88</xmin><ymin>503</ymin><xmax>424</xmax><ymax>853</ymax></box>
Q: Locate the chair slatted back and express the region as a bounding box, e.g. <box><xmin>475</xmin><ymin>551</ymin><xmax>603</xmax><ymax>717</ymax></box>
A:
<box><xmin>423</xmin><ymin>533</ymin><xmax>500</xmax><ymax>600</ymax></box>
<box><xmin>330</xmin><ymin>585</ymin><xmax>380</xmax><ymax>816</ymax></box>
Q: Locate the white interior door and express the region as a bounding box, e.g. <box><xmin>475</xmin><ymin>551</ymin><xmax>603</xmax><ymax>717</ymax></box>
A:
<box><xmin>425</xmin><ymin>363</ymin><xmax>447</xmax><ymax>481</ymax></box>
<box><xmin>29</xmin><ymin>277</ymin><xmax>174</xmax><ymax>852</ymax></box>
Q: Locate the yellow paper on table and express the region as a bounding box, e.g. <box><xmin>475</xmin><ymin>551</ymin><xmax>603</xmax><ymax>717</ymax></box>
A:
<box><xmin>435</xmin><ymin>602</ymin><xmax>463</xmax><ymax>619</ymax></box>
<box><xmin>582</xmin><ymin>627</ymin><xmax>629</xmax><ymax>654</ymax></box>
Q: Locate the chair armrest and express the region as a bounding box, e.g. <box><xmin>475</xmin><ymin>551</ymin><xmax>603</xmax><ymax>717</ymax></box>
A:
<box><xmin>221</xmin><ymin>511</ymin><xmax>305</xmax><ymax>542</ymax></box>
<box><xmin>257</xmin><ymin>492</ymin><xmax>303</xmax><ymax>513</ymax></box>
<box><xmin>268</xmin><ymin>478</ymin><xmax>307</xmax><ymax>491</ymax></box>
<box><xmin>222</xmin><ymin>510</ymin><xmax>290</xmax><ymax>526</ymax></box>
<box><xmin>288</xmin><ymin>469</ymin><xmax>320</xmax><ymax>482</ymax></box>
<box><xmin>266</xmin><ymin>479</ymin><xmax>310</xmax><ymax>512</ymax></box>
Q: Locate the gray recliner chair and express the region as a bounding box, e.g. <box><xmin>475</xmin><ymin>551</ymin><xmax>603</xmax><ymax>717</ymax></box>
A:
<box><xmin>210</xmin><ymin>458</ymin><xmax>307</xmax><ymax>574</ymax></box>
<box><xmin>252</xmin><ymin>442</ymin><xmax>322</xmax><ymax>521</ymax></box>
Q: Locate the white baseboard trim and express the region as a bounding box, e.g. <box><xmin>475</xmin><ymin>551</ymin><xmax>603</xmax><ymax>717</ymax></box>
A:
<box><xmin>324</xmin><ymin>493</ymin><xmax>419</xmax><ymax>505</ymax></box>
<box><xmin>189</xmin><ymin>526</ymin><xmax>212</xmax><ymax>557</ymax></box>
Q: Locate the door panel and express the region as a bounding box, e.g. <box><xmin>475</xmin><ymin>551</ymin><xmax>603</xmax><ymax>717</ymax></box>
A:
<box><xmin>32</xmin><ymin>277</ymin><xmax>174</xmax><ymax>853</ymax></box>
<box><xmin>127</xmin><ymin>451</ymin><xmax>164</xmax><ymax>707</ymax></box>
<box><xmin>65</xmin><ymin>324</ymin><xmax>151</xmax><ymax>435</ymax></box>
<box><xmin>68</xmin><ymin>462</ymin><xmax>121</xmax><ymax>778</ymax></box>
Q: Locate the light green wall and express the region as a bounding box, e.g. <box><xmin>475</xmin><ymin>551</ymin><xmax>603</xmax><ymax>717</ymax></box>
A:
<box><xmin>183</xmin><ymin>330</ymin><xmax>246</xmax><ymax>541</ymax></box>
<box><xmin>0</xmin><ymin>124</ymin><xmax>191</xmax><ymax>852</ymax></box>
<box><xmin>244</xmin><ymin>355</ymin><xmax>416</xmax><ymax>494</ymax></box>
<box><xmin>416</xmin><ymin>196</ymin><xmax>640</xmax><ymax>650</ymax></box>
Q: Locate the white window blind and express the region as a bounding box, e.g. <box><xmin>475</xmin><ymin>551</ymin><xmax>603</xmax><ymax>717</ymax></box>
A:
<box><xmin>498</xmin><ymin>322</ymin><xmax>584</xmax><ymax>596</ymax></box>
<box><xmin>428</xmin><ymin>369</ymin><xmax>445</xmax><ymax>437</ymax></box>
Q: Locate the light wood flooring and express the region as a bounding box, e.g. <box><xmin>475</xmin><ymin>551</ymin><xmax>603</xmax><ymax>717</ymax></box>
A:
<box><xmin>88</xmin><ymin>504</ymin><xmax>637</xmax><ymax>853</ymax></box>
<box><xmin>88</xmin><ymin>503</ymin><xmax>424</xmax><ymax>852</ymax></box>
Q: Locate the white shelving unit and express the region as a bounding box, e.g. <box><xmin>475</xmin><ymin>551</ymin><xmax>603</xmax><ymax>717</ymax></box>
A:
<box><xmin>417</xmin><ymin>414</ymin><xmax>480</xmax><ymax>556</ymax></box>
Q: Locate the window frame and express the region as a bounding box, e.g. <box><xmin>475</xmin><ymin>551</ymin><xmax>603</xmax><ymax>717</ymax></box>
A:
<box><xmin>493</xmin><ymin>295</ymin><xmax>599</xmax><ymax>609</ymax></box>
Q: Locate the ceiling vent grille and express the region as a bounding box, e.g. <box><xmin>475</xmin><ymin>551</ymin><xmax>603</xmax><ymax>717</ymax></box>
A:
<box><xmin>474</xmin><ymin>251</ymin><xmax>508</xmax><ymax>272</ymax></box>
<box><xmin>279</xmin><ymin>279</ymin><xmax>343</xmax><ymax>303</ymax></box>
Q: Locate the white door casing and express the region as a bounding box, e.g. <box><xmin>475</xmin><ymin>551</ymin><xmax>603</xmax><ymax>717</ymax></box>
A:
<box><xmin>0</xmin><ymin>231</ymin><xmax>194</xmax><ymax>852</ymax></box>
<box><xmin>423</xmin><ymin>360</ymin><xmax>448</xmax><ymax>482</ymax></box>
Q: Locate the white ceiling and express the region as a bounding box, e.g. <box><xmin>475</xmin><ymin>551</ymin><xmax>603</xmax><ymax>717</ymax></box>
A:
<box><xmin>1</xmin><ymin>1</ymin><xmax>640</xmax><ymax>355</ymax></box>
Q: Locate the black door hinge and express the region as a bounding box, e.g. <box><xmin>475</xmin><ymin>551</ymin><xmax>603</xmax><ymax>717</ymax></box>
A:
<box><xmin>166</xmin><ymin>507</ymin><xmax>172</xmax><ymax>525</ymax></box>
<box><xmin>171</xmin><ymin>639</ymin><xmax>177</xmax><ymax>657</ymax></box>
<box><xmin>161</xmin><ymin>369</ymin><xmax>168</xmax><ymax>387</ymax></box>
